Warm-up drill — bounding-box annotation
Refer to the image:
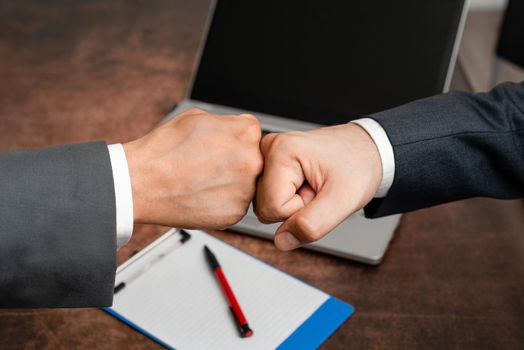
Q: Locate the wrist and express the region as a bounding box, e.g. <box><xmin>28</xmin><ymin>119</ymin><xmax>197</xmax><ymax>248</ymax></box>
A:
<box><xmin>344</xmin><ymin>123</ymin><xmax>383</xmax><ymax>199</ymax></box>
<box><xmin>123</xmin><ymin>141</ymin><xmax>149</xmax><ymax>224</ymax></box>
<box><xmin>350</xmin><ymin>118</ymin><xmax>394</xmax><ymax>198</ymax></box>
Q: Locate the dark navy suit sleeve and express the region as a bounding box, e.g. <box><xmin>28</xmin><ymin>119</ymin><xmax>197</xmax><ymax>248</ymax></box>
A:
<box><xmin>0</xmin><ymin>141</ymin><xmax>117</xmax><ymax>307</ymax></box>
<box><xmin>365</xmin><ymin>81</ymin><xmax>524</xmax><ymax>218</ymax></box>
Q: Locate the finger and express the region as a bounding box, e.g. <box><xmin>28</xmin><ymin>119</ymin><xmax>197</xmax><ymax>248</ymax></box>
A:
<box><xmin>255</xmin><ymin>156</ymin><xmax>306</xmax><ymax>223</ymax></box>
<box><xmin>225</xmin><ymin>114</ymin><xmax>262</xmax><ymax>144</ymax></box>
<box><xmin>297</xmin><ymin>183</ymin><xmax>315</xmax><ymax>206</ymax></box>
<box><xmin>253</xmin><ymin>177</ymin><xmax>271</xmax><ymax>223</ymax></box>
<box><xmin>273</xmin><ymin>181</ymin><xmax>355</xmax><ymax>251</ymax></box>
<box><xmin>260</xmin><ymin>133</ymin><xmax>279</xmax><ymax>154</ymax></box>
<box><xmin>262</xmin><ymin>183</ymin><xmax>314</xmax><ymax>224</ymax></box>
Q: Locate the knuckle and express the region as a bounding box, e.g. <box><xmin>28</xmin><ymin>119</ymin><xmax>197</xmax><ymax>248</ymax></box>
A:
<box><xmin>294</xmin><ymin>215</ymin><xmax>321</xmax><ymax>242</ymax></box>
<box><xmin>258</xmin><ymin>202</ymin><xmax>284</xmax><ymax>222</ymax></box>
<box><xmin>261</xmin><ymin>134</ymin><xmax>284</xmax><ymax>157</ymax></box>
<box><xmin>235</xmin><ymin>154</ymin><xmax>262</xmax><ymax>177</ymax></box>
<box><xmin>256</xmin><ymin>208</ymin><xmax>272</xmax><ymax>222</ymax></box>
<box><xmin>246</xmin><ymin>116</ymin><xmax>261</xmax><ymax>128</ymax></box>
<box><xmin>221</xmin><ymin>207</ymin><xmax>247</xmax><ymax>228</ymax></box>
<box><xmin>254</xmin><ymin>203</ymin><xmax>268</xmax><ymax>221</ymax></box>
<box><xmin>227</xmin><ymin>213</ymin><xmax>243</xmax><ymax>227</ymax></box>
<box><xmin>265</xmin><ymin>131</ymin><xmax>307</xmax><ymax>157</ymax></box>
<box><xmin>221</xmin><ymin>216</ymin><xmax>239</xmax><ymax>229</ymax></box>
<box><xmin>243</xmin><ymin>184</ymin><xmax>257</xmax><ymax>202</ymax></box>
<box><xmin>271</xmin><ymin>133</ymin><xmax>287</xmax><ymax>147</ymax></box>
<box><xmin>250</xmin><ymin>153</ymin><xmax>264</xmax><ymax>174</ymax></box>
<box><xmin>241</xmin><ymin>118</ymin><xmax>262</xmax><ymax>143</ymax></box>
<box><xmin>233</xmin><ymin>203</ymin><xmax>250</xmax><ymax>224</ymax></box>
<box><xmin>260</xmin><ymin>135</ymin><xmax>274</xmax><ymax>156</ymax></box>
<box><xmin>270</xmin><ymin>133</ymin><xmax>294</xmax><ymax>152</ymax></box>
<box><xmin>239</xmin><ymin>113</ymin><xmax>259</xmax><ymax>125</ymax></box>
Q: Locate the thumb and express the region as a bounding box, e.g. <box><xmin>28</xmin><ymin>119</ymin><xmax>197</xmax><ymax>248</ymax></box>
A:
<box><xmin>273</xmin><ymin>181</ymin><xmax>355</xmax><ymax>251</ymax></box>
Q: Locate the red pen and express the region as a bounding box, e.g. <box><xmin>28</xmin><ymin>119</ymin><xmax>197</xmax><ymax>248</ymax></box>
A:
<box><xmin>204</xmin><ymin>245</ymin><xmax>254</xmax><ymax>338</ymax></box>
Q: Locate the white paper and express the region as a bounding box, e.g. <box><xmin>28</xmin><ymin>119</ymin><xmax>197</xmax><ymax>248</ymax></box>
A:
<box><xmin>111</xmin><ymin>229</ymin><xmax>329</xmax><ymax>350</ymax></box>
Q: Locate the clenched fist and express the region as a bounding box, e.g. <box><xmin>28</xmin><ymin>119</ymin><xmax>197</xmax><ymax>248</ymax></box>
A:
<box><xmin>255</xmin><ymin>124</ymin><xmax>382</xmax><ymax>251</ymax></box>
<box><xmin>124</xmin><ymin>108</ymin><xmax>263</xmax><ymax>229</ymax></box>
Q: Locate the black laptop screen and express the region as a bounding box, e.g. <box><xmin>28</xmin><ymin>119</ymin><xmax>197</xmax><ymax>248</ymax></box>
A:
<box><xmin>191</xmin><ymin>0</ymin><xmax>465</xmax><ymax>125</ymax></box>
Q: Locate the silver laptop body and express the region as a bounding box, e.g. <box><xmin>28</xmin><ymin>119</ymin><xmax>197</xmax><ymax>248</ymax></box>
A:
<box><xmin>163</xmin><ymin>0</ymin><xmax>469</xmax><ymax>264</ymax></box>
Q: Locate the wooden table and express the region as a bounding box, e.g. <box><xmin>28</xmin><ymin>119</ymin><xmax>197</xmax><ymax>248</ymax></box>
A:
<box><xmin>1</xmin><ymin>1</ymin><xmax>524</xmax><ymax>349</ymax></box>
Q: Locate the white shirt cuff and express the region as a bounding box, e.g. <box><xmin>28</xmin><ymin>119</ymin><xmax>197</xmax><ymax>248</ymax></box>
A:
<box><xmin>351</xmin><ymin>118</ymin><xmax>395</xmax><ymax>198</ymax></box>
<box><xmin>107</xmin><ymin>144</ymin><xmax>134</xmax><ymax>247</ymax></box>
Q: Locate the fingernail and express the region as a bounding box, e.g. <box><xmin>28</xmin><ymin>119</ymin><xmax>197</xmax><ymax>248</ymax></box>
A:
<box><xmin>275</xmin><ymin>232</ymin><xmax>301</xmax><ymax>251</ymax></box>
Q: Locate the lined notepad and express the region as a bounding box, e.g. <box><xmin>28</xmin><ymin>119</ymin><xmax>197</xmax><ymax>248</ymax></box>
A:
<box><xmin>106</xmin><ymin>229</ymin><xmax>353</xmax><ymax>349</ymax></box>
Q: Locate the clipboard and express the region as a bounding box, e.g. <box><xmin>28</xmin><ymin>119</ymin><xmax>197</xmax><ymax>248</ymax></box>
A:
<box><xmin>104</xmin><ymin>229</ymin><xmax>354</xmax><ymax>349</ymax></box>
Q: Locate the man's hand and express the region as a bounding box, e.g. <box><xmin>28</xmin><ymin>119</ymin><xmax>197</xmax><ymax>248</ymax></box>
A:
<box><xmin>124</xmin><ymin>108</ymin><xmax>263</xmax><ymax>229</ymax></box>
<box><xmin>255</xmin><ymin>124</ymin><xmax>382</xmax><ymax>251</ymax></box>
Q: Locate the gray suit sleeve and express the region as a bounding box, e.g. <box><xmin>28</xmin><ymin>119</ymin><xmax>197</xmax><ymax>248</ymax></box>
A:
<box><xmin>365</xmin><ymin>81</ymin><xmax>524</xmax><ymax>218</ymax></box>
<box><xmin>0</xmin><ymin>141</ymin><xmax>117</xmax><ymax>307</ymax></box>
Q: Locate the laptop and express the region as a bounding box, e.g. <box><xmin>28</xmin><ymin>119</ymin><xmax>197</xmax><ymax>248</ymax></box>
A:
<box><xmin>164</xmin><ymin>0</ymin><xmax>469</xmax><ymax>264</ymax></box>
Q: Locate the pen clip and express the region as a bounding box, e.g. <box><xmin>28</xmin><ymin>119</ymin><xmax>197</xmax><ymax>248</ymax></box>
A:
<box><xmin>229</xmin><ymin>306</ymin><xmax>253</xmax><ymax>338</ymax></box>
<box><xmin>179</xmin><ymin>229</ymin><xmax>191</xmax><ymax>243</ymax></box>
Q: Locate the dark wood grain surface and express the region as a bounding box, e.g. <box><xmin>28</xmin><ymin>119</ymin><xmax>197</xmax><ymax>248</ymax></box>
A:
<box><xmin>1</xmin><ymin>1</ymin><xmax>524</xmax><ymax>349</ymax></box>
